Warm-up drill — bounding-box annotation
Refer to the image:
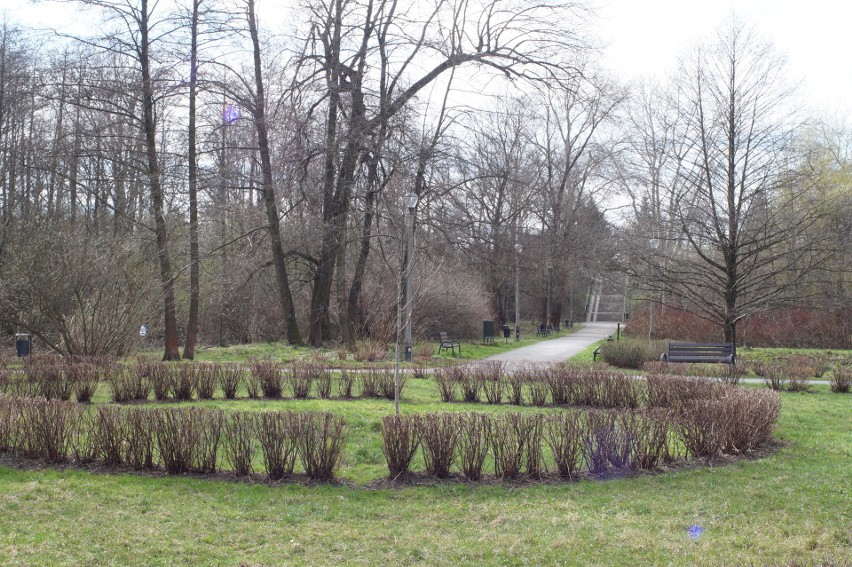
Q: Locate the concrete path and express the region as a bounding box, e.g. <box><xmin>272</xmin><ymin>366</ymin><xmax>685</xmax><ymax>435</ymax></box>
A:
<box><xmin>485</xmin><ymin>322</ymin><xmax>619</xmax><ymax>369</ymax></box>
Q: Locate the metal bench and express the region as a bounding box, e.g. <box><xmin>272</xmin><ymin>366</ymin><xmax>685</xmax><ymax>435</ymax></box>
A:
<box><xmin>661</xmin><ymin>342</ymin><xmax>735</xmax><ymax>365</ymax></box>
<box><xmin>438</xmin><ymin>332</ymin><xmax>461</xmax><ymax>356</ymax></box>
<box><xmin>536</xmin><ymin>323</ymin><xmax>551</xmax><ymax>337</ymax></box>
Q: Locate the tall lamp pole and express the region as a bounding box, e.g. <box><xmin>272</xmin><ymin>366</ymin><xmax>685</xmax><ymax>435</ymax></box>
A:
<box><xmin>514</xmin><ymin>243</ymin><xmax>522</xmax><ymax>341</ymax></box>
<box><xmin>403</xmin><ymin>192</ymin><xmax>418</xmax><ymax>362</ymax></box>
<box><xmin>545</xmin><ymin>260</ymin><xmax>553</xmax><ymax>330</ymax></box>
<box><xmin>649</xmin><ymin>238</ymin><xmax>660</xmax><ymax>340</ymax></box>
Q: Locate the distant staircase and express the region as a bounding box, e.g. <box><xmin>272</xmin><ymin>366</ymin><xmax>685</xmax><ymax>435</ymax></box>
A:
<box><xmin>585</xmin><ymin>276</ymin><xmax>626</xmax><ymax>323</ymax></box>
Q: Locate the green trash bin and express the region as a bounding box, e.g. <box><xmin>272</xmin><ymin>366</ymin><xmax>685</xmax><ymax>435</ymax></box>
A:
<box><xmin>483</xmin><ymin>320</ymin><xmax>495</xmax><ymax>343</ymax></box>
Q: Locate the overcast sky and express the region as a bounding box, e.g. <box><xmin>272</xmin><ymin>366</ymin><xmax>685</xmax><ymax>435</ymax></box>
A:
<box><xmin>3</xmin><ymin>0</ymin><xmax>850</xmax><ymax>120</ymax></box>
<box><xmin>598</xmin><ymin>0</ymin><xmax>852</xmax><ymax>118</ymax></box>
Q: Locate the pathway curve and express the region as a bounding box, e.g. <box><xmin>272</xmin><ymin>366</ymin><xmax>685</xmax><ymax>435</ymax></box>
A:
<box><xmin>484</xmin><ymin>322</ymin><xmax>619</xmax><ymax>369</ymax></box>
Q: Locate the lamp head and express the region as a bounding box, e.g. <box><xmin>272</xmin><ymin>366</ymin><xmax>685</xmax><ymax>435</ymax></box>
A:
<box><xmin>405</xmin><ymin>192</ymin><xmax>419</xmax><ymax>211</ymax></box>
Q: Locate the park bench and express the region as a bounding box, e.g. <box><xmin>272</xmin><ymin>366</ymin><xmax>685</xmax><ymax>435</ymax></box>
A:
<box><xmin>660</xmin><ymin>342</ymin><xmax>735</xmax><ymax>365</ymax></box>
<box><xmin>438</xmin><ymin>332</ymin><xmax>461</xmax><ymax>356</ymax></box>
<box><xmin>536</xmin><ymin>323</ymin><xmax>551</xmax><ymax>337</ymax></box>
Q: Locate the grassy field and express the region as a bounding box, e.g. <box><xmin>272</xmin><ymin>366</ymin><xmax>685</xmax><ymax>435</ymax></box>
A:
<box><xmin>152</xmin><ymin>325</ymin><xmax>577</xmax><ymax>366</ymax></box>
<box><xmin>0</xmin><ymin>363</ymin><xmax>850</xmax><ymax>564</ymax></box>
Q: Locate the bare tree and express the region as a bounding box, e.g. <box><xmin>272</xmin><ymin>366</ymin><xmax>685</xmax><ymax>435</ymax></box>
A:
<box><xmin>628</xmin><ymin>20</ymin><xmax>834</xmax><ymax>347</ymax></box>
<box><xmin>297</xmin><ymin>0</ymin><xmax>590</xmax><ymax>345</ymax></box>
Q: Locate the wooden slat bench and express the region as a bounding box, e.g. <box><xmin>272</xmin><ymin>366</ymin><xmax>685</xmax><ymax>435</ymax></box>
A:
<box><xmin>438</xmin><ymin>332</ymin><xmax>461</xmax><ymax>356</ymax></box>
<box><xmin>661</xmin><ymin>342</ymin><xmax>735</xmax><ymax>365</ymax></box>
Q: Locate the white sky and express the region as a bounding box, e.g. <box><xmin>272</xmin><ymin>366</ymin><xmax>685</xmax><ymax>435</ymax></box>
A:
<box><xmin>597</xmin><ymin>0</ymin><xmax>852</xmax><ymax>118</ymax></box>
<box><xmin>2</xmin><ymin>0</ymin><xmax>850</xmax><ymax>120</ymax></box>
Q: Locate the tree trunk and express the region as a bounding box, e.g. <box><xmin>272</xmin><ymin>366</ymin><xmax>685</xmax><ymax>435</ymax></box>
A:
<box><xmin>183</xmin><ymin>0</ymin><xmax>201</xmax><ymax>360</ymax></box>
<box><xmin>247</xmin><ymin>0</ymin><xmax>301</xmax><ymax>344</ymax></box>
<box><xmin>140</xmin><ymin>0</ymin><xmax>180</xmax><ymax>360</ymax></box>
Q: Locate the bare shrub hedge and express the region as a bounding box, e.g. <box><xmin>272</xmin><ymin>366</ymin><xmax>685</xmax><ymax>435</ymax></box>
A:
<box><xmin>381</xmin><ymin>414</ymin><xmax>421</xmax><ymax>478</ymax></box>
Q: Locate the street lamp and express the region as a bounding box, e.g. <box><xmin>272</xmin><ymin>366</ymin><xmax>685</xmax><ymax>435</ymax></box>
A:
<box><xmin>403</xmin><ymin>191</ymin><xmax>419</xmax><ymax>363</ymax></box>
<box><xmin>545</xmin><ymin>260</ymin><xmax>553</xmax><ymax>331</ymax></box>
<box><xmin>514</xmin><ymin>243</ymin><xmax>523</xmax><ymax>341</ymax></box>
<box><xmin>648</xmin><ymin>238</ymin><xmax>660</xmax><ymax>340</ymax></box>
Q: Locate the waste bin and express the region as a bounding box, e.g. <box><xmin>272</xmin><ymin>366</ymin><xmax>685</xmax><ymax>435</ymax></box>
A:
<box><xmin>15</xmin><ymin>333</ymin><xmax>31</xmax><ymax>357</ymax></box>
<box><xmin>483</xmin><ymin>320</ymin><xmax>495</xmax><ymax>343</ymax></box>
<box><xmin>501</xmin><ymin>325</ymin><xmax>511</xmax><ymax>342</ymax></box>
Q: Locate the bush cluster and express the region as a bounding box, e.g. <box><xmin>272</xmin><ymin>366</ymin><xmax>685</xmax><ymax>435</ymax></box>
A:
<box><xmin>600</xmin><ymin>340</ymin><xmax>662</xmax><ymax>369</ymax></box>
<box><xmin>380</xmin><ymin>383</ymin><xmax>779</xmax><ymax>481</ymax></box>
<box><xmin>0</xmin><ymin>396</ymin><xmax>346</xmax><ymax>481</ymax></box>
<box><xmin>435</xmin><ymin>363</ymin><xmax>646</xmax><ymax>408</ymax></box>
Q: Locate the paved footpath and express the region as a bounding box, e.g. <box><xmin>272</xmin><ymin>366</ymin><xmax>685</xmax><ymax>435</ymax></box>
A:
<box><xmin>485</xmin><ymin>322</ymin><xmax>619</xmax><ymax>369</ymax></box>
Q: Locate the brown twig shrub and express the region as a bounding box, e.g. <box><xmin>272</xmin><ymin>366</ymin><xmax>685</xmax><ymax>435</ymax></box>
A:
<box><xmin>411</xmin><ymin>360</ymin><xmax>428</xmax><ymax>379</ymax></box>
<box><xmin>108</xmin><ymin>365</ymin><xmax>135</xmax><ymax>403</ymax></box>
<box><xmin>315</xmin><ymin>365</ymin><xmax>333</xmax><ymax>399</ymax></box>
<box><xmin>146</xmin><ymin>362</ymin><xmax>173</xmax><ymax>401</ymax></box>
<box><xmin>19</xmin><ymin>398</ymin><xmax>83</xmax><ymax>463</ymax></box>
<box><xmin>354</xmin><ymin>342</ymin><xmax>388</xmax><ymax>362</ymax></box>
<box><xmin>360</xmin><ymin>368</ymin><xmax>382</xmax><ymax>398</ymax></box>
<box><xmin>489</xmin><ymin>413</ymin><xmax>526</xmax><ymax>480</ymax></box>
<box><xmin>458</xmin><ymin>412</ymin><xmax>490</xmax><ymax>481</ymax></box>
<box><xmin>546</xmin><ymin>410</ymin><xmax>585</xmax><ymax>479</ymax></box>
<box><xmin>254</xmin><ymin>411</ymin><xmax>298</xmax><ymax>480</ymax></box>
<box><xmin>0</xmin><ymin>396</ymin><xmax>21</xmax><ymax>452</ymax></box>
<box><xmin>30</xmin><ymin>365</ymin><xmax>75</xmax><ymax>401</ymax></box>
<box><xmin>218</xmin><ymin>364</ymin><xmax>243</xmax><ymax>399</ymax></box>
<box><xmin>528</xmin><ymin>377</ymin><xmax>549</xmax><ymax>407</ymax></box>
<box><xmin>524</xmin><ymin>413</ymin><xmax>545</xmax><ymax>479</ymax></box>
<box><xmin>600</xmin><ymin>373</ymin><xmax>642</xmax><ymax>409</ymax></box>
<box><xmin>546</xmin><ymin>366</ymin><xmax>568</xmax><ymax>405</ymax></box>
<box><xmin>195</xmin><ymin>409</ymin><xmax>224</xmax><ymax>473</ymax></box>
<box><xmin>459</xmin><ymin>368</ymin><xmax>481</xmax><ymax>403</ymax></box>
<box><xmin>582</xmin><ymin>410</ymin><xmax>617</xmax><ymax>474</ymax></box>
<box><xmin>290</xmin><ymin>361</ymin><xmax>317</xmax><ymax>399</ymax></box>
<box><xmin>337</xmin><ymin>370</ymin><xmax>356</xmax><ymax>398</ymax></box>
<box><xmin>629</xmin><ymin>409</ymin><xmax>673</xmax><ymax>470</ymax></box>
<box><xmin>711</xmin><ymin>363</ymin><xmax>747</xmax><ymax>385</ymax></box>
<box><xmin>830</xmin><ymin>366</ymin><xmax>851</xmax><ymax>393</ymax></box>
<box><xmin>474</xmin><ymin>362</ymin><xmax>504</xmax><ymax>405</ymax></box>
<box><xmin>646</xmin><ymin>375</ymin><xmax>717</xmax><ymax>409</ymax></box>
<box><xmin>91</xmin><ymin>406</ymin><xmax>126</xmax><ymax>466</ymax></box>
<box><xmin>71</xmin><ymin>364</ymin><xmax>100</xmax><ymax>403</ymax></box>
<box><xmin>295</xmin><ymin>412</ymin><xmax>346</xmax><ymax>482</ymax></box>
<box><xmin>173</xmin><ymin>365</ymin><xmax>198</xmax><ymax>401</ymax></box>
<box><xmin>381</xmin><ymin>414</ymin><xmax>421</xmax><ymax>478</ymax></box>
<box><xmin>223</xmin><ymin>411</ymin><xmax>254</xmax><ymax>477</ymax></box>
<box><xmin>196</xmin><ymin>363</ymin><xmax>219</xmax><ymax>400</ymax></box>
<box><xmin>378</xmin><ymin>369</ymin><xmax>405</xmax><ymax>400</ymax></box>
<box><xmin>507</xmin><ymin>370</ymin><xmax>525</xmax><ymax>405</ymax></box>
<box><xmin>433</xmin><ymin>367</ymin><xmax>457</xmax><ymax>403</ymax></box>
<box><xmin>481</xmin><ymin>375</ymin><xmax>504</xmax><ymax>404</ymax></box>
<box><xmin>759</xmin><ymin>364</ymin><xmax>786</xmax><ymax>391</ymax></box>
<box><xmin>124</xmin><ymin>407</ymin><xmax>155</xmax><ymax>470</ymax></box>
<box><xmin>152</xmin><ymin>408</ymin><xmax>201</xmax><ymax>474</ymax></box>
<box><xmin>418</xmin><ymin>413</ymin><xmax>459</xmax><ymax>478</ymax></box>
<box><xmin>251</xmin><ymin>360</ymin><xmax>283</xmax><ymax>399</ymax></box>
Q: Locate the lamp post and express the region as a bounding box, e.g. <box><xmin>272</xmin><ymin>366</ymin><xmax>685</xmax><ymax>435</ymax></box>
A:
<box><xmin>514</xmin><ymin>243</ymin><xmax>522</xmax><ymax>341</ymax></box>
<box><xmin>649</xmin><ymin>238</ymin><xmax>660</xmax><ymax>340</ymax></box>
<box><xmin>545</xmin><ymin>260</ymin><xmax>553</xmax><ymax>331</ymax></box>
<box><xmin>403</xmin><ymin>191</ymin><xmax>418</xmax><ymax>362</ymax></box>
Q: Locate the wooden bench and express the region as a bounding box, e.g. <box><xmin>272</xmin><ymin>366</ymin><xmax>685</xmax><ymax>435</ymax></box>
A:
<box><xmin>438</xmin><ymin>332</ymin><xmax>461</xmax><ymax>356</ymax></box>
<box><xmin>661</xmin><ymin>342</ymin><xmax>735</xmax><ymax>365</ymax></box>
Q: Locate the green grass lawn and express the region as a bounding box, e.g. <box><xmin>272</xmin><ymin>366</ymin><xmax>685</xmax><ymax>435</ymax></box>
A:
<box><xmin>157</xmin><ymin>325</ymin><xmax>578</xmax><ymax>367</ymax></box>
<box><xmin>0</xmin><ymin>368</ymin><xmax>850</xmax><ymax>564</ymax></box>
